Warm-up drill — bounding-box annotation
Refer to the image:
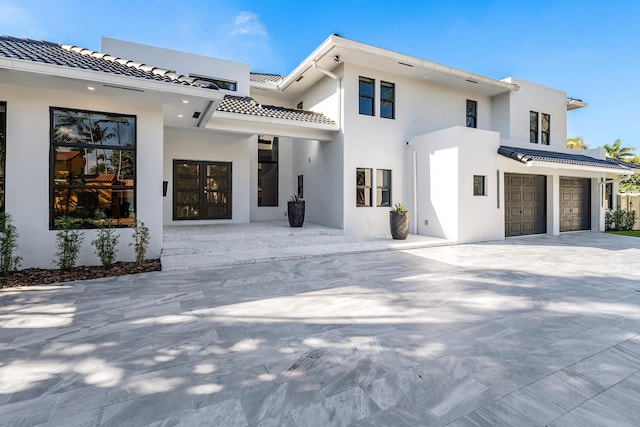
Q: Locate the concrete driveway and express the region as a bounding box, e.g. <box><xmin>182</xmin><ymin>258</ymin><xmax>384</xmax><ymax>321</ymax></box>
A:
<box><xmin>1</xmin><ymin>232</ymin><xmax>639</xmax><ymax>426</ymax></box>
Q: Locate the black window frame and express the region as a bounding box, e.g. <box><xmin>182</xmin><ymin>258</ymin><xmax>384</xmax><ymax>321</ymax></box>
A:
<box><xmin>258</xmin><ymin>135</ymin><xmax>279</xmax><ymax>207</ymax></box>
<box><xmin>50</xmin><ymin>106</ymin><xmax>136</xmax><ymax>229</ymax></box>
<box><xmin>541</xmin><ymin>113</ymin><xmax>550</xmax><ymax>145</ymax></box>
<box><xmin>359</xmin><ymin>77</ymin><xmax>375</xmax><ymax>116</ymax></box>
<box><xmin>356</xmin><ymin>168</ymin><xmax>372</xmax><ymax>207</ymax></box>
<box><xmin>173</xmin><ymin>160</ymin><xmax>232</xmax><ymax>220</ymax></box>
<box><xmin>466</xmin><ymin>99</ymin><xmax>477</xmax><ymax>128</ymax></box>
<box><xmin>530</xmin><ymin>111</ymin><xmax>539</xmax><ymax>144</ymax></box>
<box><xmin>297</xmin><ymin>175</ymin><xmax>304</xmax><ymax>198</ymax></box>
<box><xmin>376</xmin><ymin>169</ymin><xmax>392</xmax><ymax>207</ymax></box>
<box><xmin>0</xmin><ymin>101</ymin><xmax>5</xmax><ymax>213</ymax></box>
<box><xmin>473</xmin><ymin>175</ymin><xmax>487</xmax><ymax>196</ymax></box>
<box><xmin>380</xmin><ymin>81</ymin><xmax>395</xmax><ymax>119</ymax></box>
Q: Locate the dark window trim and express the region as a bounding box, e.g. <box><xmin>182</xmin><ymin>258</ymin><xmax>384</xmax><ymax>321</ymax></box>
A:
<box><xmin>49</xmin><ymin>106</ymin><xmax>137</xmax><ymax>230</ymax></box>
<box><xmin>258</xmin><ymin>135</ymin><xmax>279</xmax><ymax>207</ymax></box>
<box><xmin>356</xmin><ymin>167</ymin><xmax>372</xmax><ymax>207</ymax></box>
<box><xmin>376</xmin><ymin>169</ymin><xmax>392</xmax><ymax>207</ymax></box>
<box><xmin>359</xmin><ymin>77</ymin><xmax>375</xmax><ymax>116</ymax></box>
<box><xmin>473</xmin><ymin>175</ymin><xmax>487</xmax><ymax>196</ymax></box>
<box><xmin>297</xmin><ymin>175</ymin><xmax>304</xmax><ymax>198</ymax></box>
<box><xmin>380</xmin><ymin>81</ymin><xmax>395</xmax><ymax>119</ymax></box>
<box><xmin>530</xmin><ymin>111</ymin><xmax>539</xmax><ymax>144</ymax></box>
<box><xmin>173</xmin><ymin>159</ymin><xmax>232</xmax><ymax>220</ymax></box>
<box><xmin>466</xmin><ymin>99</ymin><xmax>477</xmax><ymax>128</ymax></box>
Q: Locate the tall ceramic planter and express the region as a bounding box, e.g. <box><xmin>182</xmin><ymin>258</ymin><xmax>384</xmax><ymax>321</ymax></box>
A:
<box><xmin>390</xmin><ymin>211</ymin><xmax>409</xmax><ymax>240</ymax></box>
<box><xmin>288</xmin><ymin>201</ymin><xmax>305</xmax><ymax>227</ymax></box>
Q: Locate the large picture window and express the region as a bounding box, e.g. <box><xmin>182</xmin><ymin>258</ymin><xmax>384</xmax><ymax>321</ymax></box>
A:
<box><xmin>50</xmin><ymin>107</ymin><xmax>136</xmax><ymax>229</ymax></box>
<box><xmin>0</xmin><ymin>102</ymin><xmax>5</xmax><ymax>213</ymax></box>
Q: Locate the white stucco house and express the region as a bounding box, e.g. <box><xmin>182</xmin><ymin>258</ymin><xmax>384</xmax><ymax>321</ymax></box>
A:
<box><xmin>1</xmin><ymin>34</ymin><xmax>637</xmax><ymax>268</ymax></box>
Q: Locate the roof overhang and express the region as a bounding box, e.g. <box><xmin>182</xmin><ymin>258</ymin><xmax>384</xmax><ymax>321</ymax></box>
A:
<box><xmin>0</xmin><ymin>57</ymin><xmax>224</xmax><ymax>128</ymax></box>
<box><xmin>566</xmin><ymin>97</ymin><xmax>587</xmax><ymax>111</ymax></box>
<box><xmin>253</xmin><ymin>35</ymin><xmax>520</xmax><ymax>99</ymax></box>
<box><xmin>498</xmin><ymin>145</ymin><xmax>638</xmax><ymax>175</ymax></box>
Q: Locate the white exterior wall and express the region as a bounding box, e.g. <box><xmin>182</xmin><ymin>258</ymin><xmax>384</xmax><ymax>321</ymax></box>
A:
<box><xmin>163</xmin><ymin>129</ymin><xmax>251</xmax><ymax>225</ymax></box>
<box><xmin>409</xmin><ymin>127</ymin><xmax>503</xmax><ymax>243</ymax></box>
<box><xmin>1</xmin><ymin>83</ymin><xmax>163</xmax><ymax>268</ymax></box>
<box><xmin>339</xmin><ymin>63</ymin><xmax>494</xmax><ymax>235</ymax></box>
<box><xmin>101</xmin><ymin>37</ymin><xmax>251</xmax><ymax>96</ymax></box>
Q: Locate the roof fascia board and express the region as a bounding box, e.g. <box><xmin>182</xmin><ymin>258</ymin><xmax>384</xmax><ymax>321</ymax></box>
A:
<box><xmin>0</xmin><ymin>57</ymin><xmax>224</xmax><ymax>100</ymax></box>
<box><xmin>520</xmin><ymin>159</ymin><xmax>635</xmax><ymax>175</ymax></box>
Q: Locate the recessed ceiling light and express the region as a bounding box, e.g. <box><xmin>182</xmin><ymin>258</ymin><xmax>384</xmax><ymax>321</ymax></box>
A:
<box><xmin>87</xmin><ymin>86</ymin><xmax>95</xmax><ymax>91</ymax></box>
<box><xmin>177</xmin><ymin>114</ymin><xmax>184</xmax><ymax>118</ymax></box>
<box><xmin>182</xmin><ymin>100</ymin><xmax>189</xmax><ymax>104</ymax></box>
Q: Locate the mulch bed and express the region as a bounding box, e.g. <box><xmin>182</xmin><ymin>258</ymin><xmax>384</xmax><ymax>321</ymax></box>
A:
<box><xmin>0</xmin><ymin>259</ymin><xmax>161</xmax><ymax>289</ymax></box>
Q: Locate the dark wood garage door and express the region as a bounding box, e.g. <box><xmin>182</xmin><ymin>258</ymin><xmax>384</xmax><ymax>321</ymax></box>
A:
<box><xmin>560</xmin><ymin>177</ymin><xmax>591</xmax><ymax>232</ymax></box>
<box><xmin>505</xmin><ymin>173</ymin><xmax>547</xmax><ymax>237</ymax></box>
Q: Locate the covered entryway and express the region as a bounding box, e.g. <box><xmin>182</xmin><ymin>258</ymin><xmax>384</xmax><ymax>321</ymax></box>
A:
<box><xmin>560</xmin><ymin>177</ymin><xmax>591</xmax><ymax>231</ymax></box>
<box><xmin>505</xmin><ymin>173</ymin><xmax>547</xmax><ymax>237</ymax></box>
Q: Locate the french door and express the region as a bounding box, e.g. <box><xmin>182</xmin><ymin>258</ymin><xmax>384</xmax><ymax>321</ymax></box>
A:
<box><xmin>173</xmin><ymin>160</ymin><xmax>232</xmax><ymax>220</ymax></box>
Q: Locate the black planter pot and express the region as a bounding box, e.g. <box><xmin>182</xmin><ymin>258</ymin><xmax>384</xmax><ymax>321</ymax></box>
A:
<box><xmin>390</xmin><ymin>211</ymin><xmax>409</xmax><ymax>240</ymax></box>
<box><xmin>288</xmin><ymin>201</ymin><xmax>305</xmax><ymax>227</ymax></box>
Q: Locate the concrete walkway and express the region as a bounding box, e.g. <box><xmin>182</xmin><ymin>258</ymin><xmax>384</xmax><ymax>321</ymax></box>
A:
<box><xmin>161</xmin><ymin>221</ymin><xmax>449</xmax><ymax>271</ymax></box>
<box><xmin>1</xmin><ymin>232</ymin><xmax>640</xmax><ymax>426</ymax></box>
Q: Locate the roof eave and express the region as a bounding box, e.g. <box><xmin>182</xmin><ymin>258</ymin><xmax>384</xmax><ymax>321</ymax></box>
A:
<box><xmin>212</xmin><ymin>110</ymin><xmax>339</xmax><ymax>131</ymax></box>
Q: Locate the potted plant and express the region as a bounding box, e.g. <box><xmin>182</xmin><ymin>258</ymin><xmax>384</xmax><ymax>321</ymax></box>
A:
<box><xmin>390</xmin><ymin>203</ymin><xmax>409</xmax><ymax>240</ymax></box>
<box><xmin>288</xmin><ymin>194</ymin><xmax>305</xmax><ymax>227</ymax></box>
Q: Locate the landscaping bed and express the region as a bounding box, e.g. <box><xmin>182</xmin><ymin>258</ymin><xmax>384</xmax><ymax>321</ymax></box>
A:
<box><xmin>0</xmin><ymin>259</ymin><xmax>161</xmax><ymax>289</ymax></box>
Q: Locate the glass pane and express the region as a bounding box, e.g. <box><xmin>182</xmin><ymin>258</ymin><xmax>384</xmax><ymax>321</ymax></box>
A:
<box><xmin>258</xmin><ymin>163</ymin><xmax>278</xmax><ymax>206</ymax></box>
<box><xmin>359</xmin><ymin>98</ymin><xmax>373</xmax><ymax>115</ymax></box>
<box><xmin>53</xmin><ymin>188</ymin><xmax>134</xmax><ymax>227</ymax></box>
<box><xmin>52</xmin><ymin>108</ymin><xmax>136</xmax><ymax>147</ymax></box>
<box><xmin>474</xmin><ymin>176</ymin><xmax>485</xmax><ymax>196</ymax></box>
<box><xmin>258</xmin><ymin>136</ymin><xmax>278</xmax><ymax>162</ymax></box>
<box><xmin>381</xmin><ymin>102</ymin><xmax>393</xmax><ymax>119</ymax></box>
<box><xmin>541</xmin><ymin>114</ymin><xmax>550</xmax><ymax>132</ymax></box>
<box><xmin>530</xmin><ymin>111</ymin><xmax>538</xmax><ymax>130</ymax></box>
<box><xmin>359</xmin><ymin>78</ymin><xmax>374</xmax><ymax>97</ymax></box>
<box><xmin>466</xmin><ymin>100</ymin><xmax>477</xmax><ymax>116</ymax></box>
<box><xmin>208</xmin><ymin>164</ymin><xmax>229</xmax><ymax>176</ymax></box>
<box><xmin>177</xmin><ymin>162</ymin><xmax>199</xmax><ymax>176</ymax></box>
<box><xmin>175</xmin><ymin>177</ymin><xmax>200</xmax><ymax>190</ymax></box>
<box><xmin>55</xmin><ymin>147</ymin><xmax>134</xmax><ymax>184</ymax></box>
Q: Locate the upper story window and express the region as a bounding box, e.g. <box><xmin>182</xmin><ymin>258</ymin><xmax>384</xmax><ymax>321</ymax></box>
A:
<box><xmin>190</xmin><ymin>74</ymin><xmax>237</xmax><ymax>91</ymax></box>
<box><xmin>380</xmin><ymin>81</ymin><xmax>395</xmax><ymax>119</ymax></box>
<box><xmin>530</xmin><ymin>111</ymin><xmax>539</xmax><ymax>144</ymax></box>
<box><xmin>541</xmin><ymin>113</ymin><xmax>550</xmax><ymax>145</ymax></box>
<box><xmin>359</xmin><ymin>77</ymin><xmax>375</xmax><ymax>116</ymax></box>
<box><xmin>356</xmin><ymin>168</ymin><xmax>372</xmax><ymax>206</ymax></box>
<box><xmin>466</xmin><ymin>100</ymin><xmax>477</xmax><ymax>128</ymax></box>
<box><xmin>50</xmin><ymin>107</ymin><xmax>136</xmax><ymax>229</ymax></box>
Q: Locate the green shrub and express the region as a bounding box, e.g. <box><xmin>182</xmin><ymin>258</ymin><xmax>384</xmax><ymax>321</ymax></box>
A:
<box><xmin>129</xmin><ymin>213</ymin><xmax>150</xmax><ymax>265</ymax></box>
<box><xmin>605</xmin><ymin>208</ymin><xmax>637</xmax><ymax>231</ymax></box>
<box><xmin>0</xmin><ymin>212</ymin><xmax>21</xmax><ymax>275</ymax></box>
<box><xmin>53</xmin><ymin>216</ymin><xmax>84</xmax><ymax>271</ymax></box>
<box><xmin>91</xmin><ymin>210</ymin><xmax>119</xmax><ymax>268</ymax></box>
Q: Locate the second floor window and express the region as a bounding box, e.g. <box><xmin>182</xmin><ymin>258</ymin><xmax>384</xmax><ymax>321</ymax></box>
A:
<box><xmin>466</xmin><ymin>100</ymin><xmax>477</xmax><ymax>128</ymax></box>
<box><xmin>359</xmin><ymin>77</ymin><xmax>374</xmax><ymax>116</ymax></box>
<box><xmin>541</xmin><ymin>113</ymin><xmax>550</xmax><ymax>145</ymax></box>
<box><xmin>530</xmin><ymin>111</ymin><xmax>539</xmax><ymax>144</ymax></box>
<box><xmin>380</xmin><ymin>81</ymin><xmax>395</xmax><ymax>119</ymax></box>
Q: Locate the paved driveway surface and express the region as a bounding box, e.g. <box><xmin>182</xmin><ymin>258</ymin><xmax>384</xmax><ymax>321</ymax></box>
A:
<box><xmin>1</xmin><ymin>233</ymin><xmax>639</xmax><ymax>426</ymax></box>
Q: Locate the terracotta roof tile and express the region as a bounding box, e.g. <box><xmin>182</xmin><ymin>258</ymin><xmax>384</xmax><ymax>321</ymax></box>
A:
<box><xmin>0</xmin><ymin>35</ymin><xmax>219</xmax><ymax>90</ymax></box>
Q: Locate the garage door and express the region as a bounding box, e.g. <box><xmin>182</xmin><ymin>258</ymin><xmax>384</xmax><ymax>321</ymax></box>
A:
<box><xmin>505</xmin><ymin>173</ymin><xmax>547</xmax><ymax>237</ymax></box>
<box><xmin>560</xmin><ymin>177</ymin><xmax>591</xmax><ymax>232</ymax></box>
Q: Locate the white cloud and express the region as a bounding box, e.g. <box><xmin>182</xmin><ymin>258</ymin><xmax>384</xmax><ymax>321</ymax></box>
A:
<box><xmin>230</xmin><ymin>11</ymin><xmax>268</xmax><ymax>38</ymax></box>
<box><xmin>0</xmin><ymin>2</ymin><xmax>43</xmax><ymax>38</ymax></box>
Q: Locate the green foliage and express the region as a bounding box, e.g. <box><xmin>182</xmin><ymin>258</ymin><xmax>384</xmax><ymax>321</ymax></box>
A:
<box><xmin>53</xmin><ymin>216</ymin><xmax>84</xmax><ymax>271</ymax></box>
<box><xmin>605</xmin><ymin>208</ymin><xmax>637</xmax><ymax>231</ymax></box>
<box><xmin>567</xmin><ymin>136</ymin><xmax>588</xmax><ymax>150</ymax></box>
<box><xmin>392</xmin><ymin>203</ymin><xmax>408</xmax><ymax>213</ymax></box>
<box><xmin>603</xmin><ymin>139</ymin><xmax>635</xmax><ymax>160</ymax></box>
<box><xmin>0</xmin><ymin>212</ymin><xmax>21</xmax><ymax>275</ymax></box>
<box><xmin>619</xmin><ymin>175</ymin><xmax>640</xmax><ymax>194</ymax></box>
<box><xmin>91</xmin><ymin>210</ymin><xmax>119</xmax><ymax>268</ymax></box>
<box><xmin>289</xmin><ymin>193</ymin><xmax>303</xmax><ymax>202</ymax></box>
<box><xmin>129</xmin><ymin>213</ymin><xmax>150</xmax><ymax>266</ymax></box>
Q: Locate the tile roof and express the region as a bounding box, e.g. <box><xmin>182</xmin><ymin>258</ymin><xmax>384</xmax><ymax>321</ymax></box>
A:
<box><xmin>250</xmin><ymin>72</ymin><xmax>284</xmax><ymax>83</ymax></box>
<box><xmin>0</xmin><ymin>35</ymin><xmax>218</xmax><ymax>90</ymax></box>
<box><xmin>498</xmin><ymin>146</ymin><xmax>640</xmax><ymax>172</ymax></box>
<box><xmin>216</xmin><ymin>95</ymin><xmax>336</xmax><ymax>125</ymax></box>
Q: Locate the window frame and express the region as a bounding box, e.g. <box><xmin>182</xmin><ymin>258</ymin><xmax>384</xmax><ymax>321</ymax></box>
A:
<box><xmin>530</xmin><ymin>111</ymin><xmax>539</xmax><ymax>144</ymax></box>
<box><xmin>50</xmin><ymin>106</ymin><xmax>136</xmax><ymax>229</ymax></box>
<box><xmin>297</xmin><ymin>175</ymin><xmax>304</xmax><ymax>198</ymax></box>
<box><xmin>356</xmin><ymin>168</ymin><xmax>372</xmax><ymax>207</ymax></box>
<box><xmin>466</xmin><ymin>99</ymin><xmax>477</xmax><ymax>128</ymax></box>
<box><xmin>380</xmin><ymin>81</ymin><xmax>395</xmax><ymax>119</ymax></box>
<box><xmin>541</xmin><ymin>113</ymin><xmax>550</xmax><ymax>145</ymax></box>
<box><xmin>473</xmin><ymin>175</ymin><xmax>487</xmax><ymax>196</ymax></box>
<box><xmin>257</xmin><ymin>135</ymin><xmax>279</xmax><ymax>207</ymax></box>
<box><xmin>376</xmin><ymin>169</ymin><xmax>392</xmax><ymax>207</ymax></box>
<box><xmin>359</xmin><ymin>77</ymin><xmax>375</xmax><ymax>116</ymax></box>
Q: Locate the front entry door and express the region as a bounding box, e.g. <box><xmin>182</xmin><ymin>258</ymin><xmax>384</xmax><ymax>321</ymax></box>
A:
<box><xmin>173</xmin><ymin>160</ymin><xmax>232</xmax><ymax>220</ymax></box>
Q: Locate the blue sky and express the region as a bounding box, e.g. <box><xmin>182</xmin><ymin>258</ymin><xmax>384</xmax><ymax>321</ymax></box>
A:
<box><xmin>2</xmin><ymin>0</ymin><xmax>639</xmax><ymax>152</ymax></box>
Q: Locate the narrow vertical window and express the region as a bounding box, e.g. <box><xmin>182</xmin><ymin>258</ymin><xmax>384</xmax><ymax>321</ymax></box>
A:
<box><xmin>466</xmin><ymin>100</ymin><xmax>477</xmax><ymax>128</ymax></box>
<box><xmin>474</xmin><ymin>175</ymin><xmax>487</xmax><ymax>196</ymax></box>
<box><xmin>359</xmin><ymin>77</ymin><xmax>375</xmax><ymax>116</ymax></box>
<box><xmin>0</xmin><ymin>102</ymin><xmax>5</xmax><ymax>212</ymax></box>
<box><xmin>356</xmin><ymin>168</ymin><xmax>372</xmax><ymax>206</ymax></box>
<box><xmin>297</xmin><ymin>175</ymin><xmax>304</xmax><ymax>198</ymax></box>
<box><xmin>376</xmin><ymin>169</ymin><xmax>392</xmax><ymax>206</ymax></box>
<box><xmin>530</xmin><ymin>111</ymin><xmax>539</xmax><ymax>144</ymax></box>
<box><xmin>258</xmin><ymin>135</ymin><xmax>278</xmax><ymax>206</ymax></box>
<box><xmin>541</xmin><ymin>113</ymin><xmax>550</xmax><ymax>145</ymax></box>
<box><xmin>380</xmin><ymin>81</ymin><xmax>395</xmax><ymax>119</ymax></box>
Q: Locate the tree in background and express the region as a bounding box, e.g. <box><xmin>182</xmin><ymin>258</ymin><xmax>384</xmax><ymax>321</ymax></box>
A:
<box><xmin>567</xmin><ymin>136</ymin><xmax>588</xmax><ymax>150</ymax></box>
<box><xmin>603</xmin><ymin>139</ymin><xmax>635</xmax><ymax>160</ymax></box>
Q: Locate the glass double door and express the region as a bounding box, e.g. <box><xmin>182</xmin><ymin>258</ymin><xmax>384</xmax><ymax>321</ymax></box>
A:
<box><xmin>173</xmin><ymin>160</ymin><xmax>231</xmax><ymax>220</ymax></box>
